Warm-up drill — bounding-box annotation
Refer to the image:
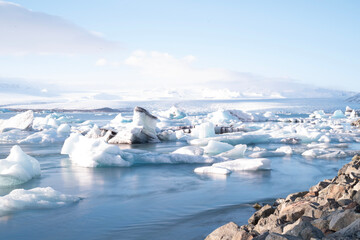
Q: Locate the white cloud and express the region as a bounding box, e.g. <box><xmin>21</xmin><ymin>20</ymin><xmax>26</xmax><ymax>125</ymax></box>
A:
<box><xmin>0</xmin><ymin>1</ymin><xmax>116</xmax><ymax>55</ymax></box>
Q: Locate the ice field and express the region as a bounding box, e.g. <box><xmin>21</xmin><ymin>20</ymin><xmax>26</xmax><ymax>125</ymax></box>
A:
<box><xmin>1</xmin><ymin>98</ymin><xmax>360</xmax><ymax>240</ymax></box>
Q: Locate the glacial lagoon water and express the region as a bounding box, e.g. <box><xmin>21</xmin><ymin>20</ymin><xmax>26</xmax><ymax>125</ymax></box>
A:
<box><xmin>0</xmin><ymin>98</ymin><xmax>360</xmax><ymax>240</ymax></box>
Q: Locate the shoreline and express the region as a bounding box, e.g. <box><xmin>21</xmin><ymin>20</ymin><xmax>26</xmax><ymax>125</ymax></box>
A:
<box><xmin>205</xmin><ymin>155</ymin><xmax>360</xmax><ymax>240</ymax></box>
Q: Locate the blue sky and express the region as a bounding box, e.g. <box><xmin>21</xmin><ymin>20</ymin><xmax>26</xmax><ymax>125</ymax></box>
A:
<box><xmin>1</xmin><ymin>0</ymin><xmax>359</xmax><ymax>94</ymax></box>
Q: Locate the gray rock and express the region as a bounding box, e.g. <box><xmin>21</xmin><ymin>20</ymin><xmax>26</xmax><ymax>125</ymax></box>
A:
<box><xmin>264</xmin><ymin>232</ymin><xmax>301</xmax><ymax>240</ymax></box>
<box><xmin>325</xmin><ymin>218</ymin><xmax>360</xmax><ymax>240</ymax></box>
<box><xmin>249</xmin><ymin>205</ymin><xmax>275</xmax><ymax>225</ymax></box>
<box><xmin>283</xmin><ymin>217</ymin><xmax>324</xmax><ymax>240</ymax></box>
<box><xmin>205</xmin><ymin>222</ymin><xmax>240</xmax><ymax>240</ymax></box>
<box><xmin>328</xmin><ymin>209</ymin><xmax>360</xmax><ymax>231</ymax></box>
<box><xmin>285</xmin><ymin>191</ymin><xmax>309</xmax><ymax>202</ymax></box>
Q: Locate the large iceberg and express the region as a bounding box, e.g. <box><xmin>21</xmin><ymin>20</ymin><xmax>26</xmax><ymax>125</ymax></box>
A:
<box><xmin>0</xmin><ymin>187</ymin><xmax>80</xmax><ymax>216</ymax></box>
<box><xmin>0</xmin><ymin>110</ymin><xmax>34</xmax><ymax>132</ymax></box>
<box><xmin>61</xmin><ymin>133</ymin><xmax>131</xmax><ymax>167</ymax></box>
<box><xmin>108</xmin><ymin>107</ymin><xmax>160</xmax><ymax>144</ymax></box>
<box><xmin>0</xmin><ymin>145</ymin><xmax>41</xmax><ymax>186</ymax></box>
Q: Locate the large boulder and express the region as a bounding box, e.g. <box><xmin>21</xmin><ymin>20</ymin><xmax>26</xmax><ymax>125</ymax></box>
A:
<box><xmin>205</xmin><ymin>222</ymin><xmax>240</xmax><ymax>240</ymax></box>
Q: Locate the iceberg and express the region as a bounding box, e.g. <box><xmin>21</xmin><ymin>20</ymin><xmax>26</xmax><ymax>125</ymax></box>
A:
<box><xmin>0</xmin><ymin>110</ymin><xmax>34</xmax><ymax>132</ymax></box>
<box><xmin>108</xmin><ymin>107</ymin><xmax>160</xmax><ymax>144</ymax></box>
<box><xmin>62</xmin><ymin>133</ymin><xmax>131</xmax><ymax>167</ymax></box>
<box><xmin>0</xmin><ymin>145</ymin><xmax>41</xmax><ymax>186</ymax></box>
<box><xmin>0</xmin><ymin>187</ymin><xmax>80</xmax><ymax>216</ymax></box>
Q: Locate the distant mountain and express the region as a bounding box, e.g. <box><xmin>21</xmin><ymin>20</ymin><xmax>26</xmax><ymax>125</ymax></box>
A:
<box><xmin>346</xmin><ymin>93</ymin><xmax>360</xmax><ymax>103</ymax></box>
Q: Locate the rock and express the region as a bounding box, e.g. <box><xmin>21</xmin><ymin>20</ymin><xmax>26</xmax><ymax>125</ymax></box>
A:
<box><xmin>205</xmin><ymin>222</ymin><xmax>240</xmax><ymax>240</ymax></box>
<box><xmin>285</xmin><ymin>191</ymin><xmax>309</xmax><ymax>202</ymax></box>
<box><xmin>249</xmin><ymin>205</ymin><xmax>275</xmax><ymax>225</ymax></box>
<box><xmin>283</xmin><ymin>217</ymin><xmax>324</xmax><ymax>239</ymax></box>
<box><xmin>309</xmin><ymin>180</ymin><xmax>325</xmax><ymax>193</ymax></box>
<box><xmin>311</xmin><ymin>214</ymin><xmax>332</xmax><ymax>234</ymax></box>
<box><xmin>325</xmin><ymin>218</ymin><xmax>360</xmax><ymax>239</ymax></box>
<box><xmin>328</xmin><ymin>209</ymin><xmax>360</xmax><ymax>231</ymax></box>
<box><xmin>353</xmin><ymin>191</ymin><xmax>360</xmax><ymax>205</ymax></box>
<box><xmin>264</xmin><ymin>232</ymin><xmax>301</xmax><ymax>240</ymax></box>
<box><xmin>253</xmin><ymin>203</ymin><xmax>262</xmax><ymax>210</ymax></box>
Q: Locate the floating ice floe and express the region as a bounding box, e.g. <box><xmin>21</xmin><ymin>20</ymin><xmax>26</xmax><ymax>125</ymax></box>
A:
<box><xmin>158</xmin><ymin>106</ymin><xmax>187</xmax><ymax>119</ymax></box>
<box><xmin>173</xmin><ymin>146</ymin><xmax>204</xmax><ymax>156</ymax></box>
<box><xmin>0</xmin><ymin>145</ymin><xmax>41</xmax><ymax>186</ymax></box>
<box><xmin>0</xmin><ymin>110</ymin><xmax>34</xmax><ymax>133</ymax></box>
<box><xmin>18</xmin><ymin>127</ymin><xmax>70</xmax><ymax>144</ymax></box>
<box><xmin>108</xmin><ymin>107</ymin><xmax>160</xmax><ymax>144</ymax></box>
<box><xmin>62</xmin><ymin>134</ymin><xmax>213</xmax><ymax>167</ymax></box>
<box><xmin>216</xmin><ymin>144</ymin><xmax>247</xmax><ymax>159</ymax></box>
<box><xmin>61</xmin><ymin>133</ymin><xmax>130</xmax><ymax>167</ymax></box>
<box><xmin>0</xmin><ymin>187</ymin><xmax>80</xmax><ymax>216</ymax></box>
<box><xmin>310</xmin><ymin>110</ymin><xmax>326</xmax><ymax>119</ymax></box>
<box><xmin>194</xmin><ymin>158</ymin><xmax>271</xmax><ymax>175</ymax></box>
<box><xmin>332</xmin><ymin>110</ymin><xmax>346</xmax><ymax>119</ymax></box>
<box><xmin>203</xmin><ymin>140</ymin><xmax>234</xmax><ymax>155</ymax></box>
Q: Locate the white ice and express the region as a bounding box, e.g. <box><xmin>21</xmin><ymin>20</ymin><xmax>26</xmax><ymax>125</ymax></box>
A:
<box><xmin>0</xmin><ymin>145</ymin><xmax>41</xmax><ymax>186</ymax></box>
<box><xmin>61</xmin><ymin>133</ymin><xmax>131</xmax><ymax>167</ymax></box>
<box><xmin>203</xmin><ymin>140</ymin><xmax>234</xmax><ymax>155</ymax></box>
<box><xmin>173</xmin><ymin>146</ymin><xmax>204</xmax><ymax>156</ymax></box>
<box><xmin>0</xmin><ymin>110</ymin><xmax>34</xmax><ymax>132</ymax></box>
<box><xmin>194</xmin><ymin>158</ymin><xmax>271</xmax><ymax>175</ymax></box>
<box><xmin>191</xmin><ymin>122</ymin><xmax>216</xmax><ymax>139</ymax></box>
<box><xmin>0</xmin><ymin>187</ymin><xmax>80</xmax><ymax>216</ymax></box>
<box><xmin>216</xmin><ymin>144</ymin><xmax>247</xmax><ymax>159</ymax></box>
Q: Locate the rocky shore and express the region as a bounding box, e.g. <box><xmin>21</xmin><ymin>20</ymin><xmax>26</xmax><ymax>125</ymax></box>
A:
<box><xmin>205</xmin><ymin>155</ymin><xmax>360</xmax><ymax>240</ymax></box>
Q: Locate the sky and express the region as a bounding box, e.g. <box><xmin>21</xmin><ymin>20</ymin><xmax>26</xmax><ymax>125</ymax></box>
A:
<box><xmin>0</xmin><ymin>0</ymin><xmax>360</xmax><ymax>97</ymax></box>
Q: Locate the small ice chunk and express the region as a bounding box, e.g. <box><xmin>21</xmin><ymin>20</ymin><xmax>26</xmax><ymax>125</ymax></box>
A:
<box><xmin>0</xmin><ymin>110</ymin><xmax>34</xmax><ymax>132</ymax></box>
<box><xmin>157</xmin><ymin>130</ymin><xmax>177</xmax><ymax>141</ymax></box>
<box><xmin>173</xmin><ymin>146</ymin><xmax>204</xmax><ymax>156</ymax></box>
<box><xmin>332</xmin><ymin>110</ymin><xmax>345</xmax><ymax>118</ymax></box>
<box><xmin>318</xmin><ymin>135</ymin><xmax>331</xmax><ymax>143</ymax></box>
<box><xmin>159</xmin><ymin>106</ymin><xmax>187</xmax><ymax>119</ymax></box>
<box><xmin>0</xmin><ymin>145</ymin><xmax>41</xmax><ymax>186</ymax></box>
<box><xmin>302</xmin><ymin>149</ymin><xmax>329</xmax><ymax>158</ymax></box>
<box><xmin>61</xmin><ymin>133</ymin><xmax>131</xmax><ymax>167</ymax></box>
<box><xmin>194</xmin><ymin>166</ymin><xmax>231</xmax><ymax>175</ymax></box>
<box><xmin>85</xmin><ymin>124</ymin><xmax>101</xmax><ymax>139</ymax></box>
<box><xmin>310</xmin><ymin>110</ymin><xmax>326</xmax><ymax>118</ymax></box>
<box><xmin>345</xmin><ymin>106</ymin><xmax>353</xmax><ymax>116</ymax></box>
<box><xmin>0</xmin><ymin>187</ymin><xmax>80</xmax><ymax>216</ymax></box>
<box><xmin>203</xmin><ymin>140</ymin><xmax>234</xmax><ymax>155</ymax></box>
<box><xmin>318</xmin><ymin>150</ymin><xmax>347</xmax><ymax>159</ymax></box>
<box><xmin>57</xmin><ymin>124</ymin><xmax>71</xmax><ymax>134</ymax></box>
<box><xmin>217</xmin><ymin>144</ymin><xmax>247</xmax><ymax>159</ymax></box>
<box><xmin>213</xmin><ymin>158</ymin><xmax>271</xmax><ymax>171</ymax></box>
<box><xmin>191</xmin><ymin>122</ymin><xmax>216</xmax><ymax>139</ymax></box>
<box><xmin>110</xmin><ymin>113</ymin><xmax>132</xmax><ymax>126</ymax></box>
<box><xmin>275</xmin><ymin>146</ymin><xmax>293</xmax><ymax>155</ymax></box>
